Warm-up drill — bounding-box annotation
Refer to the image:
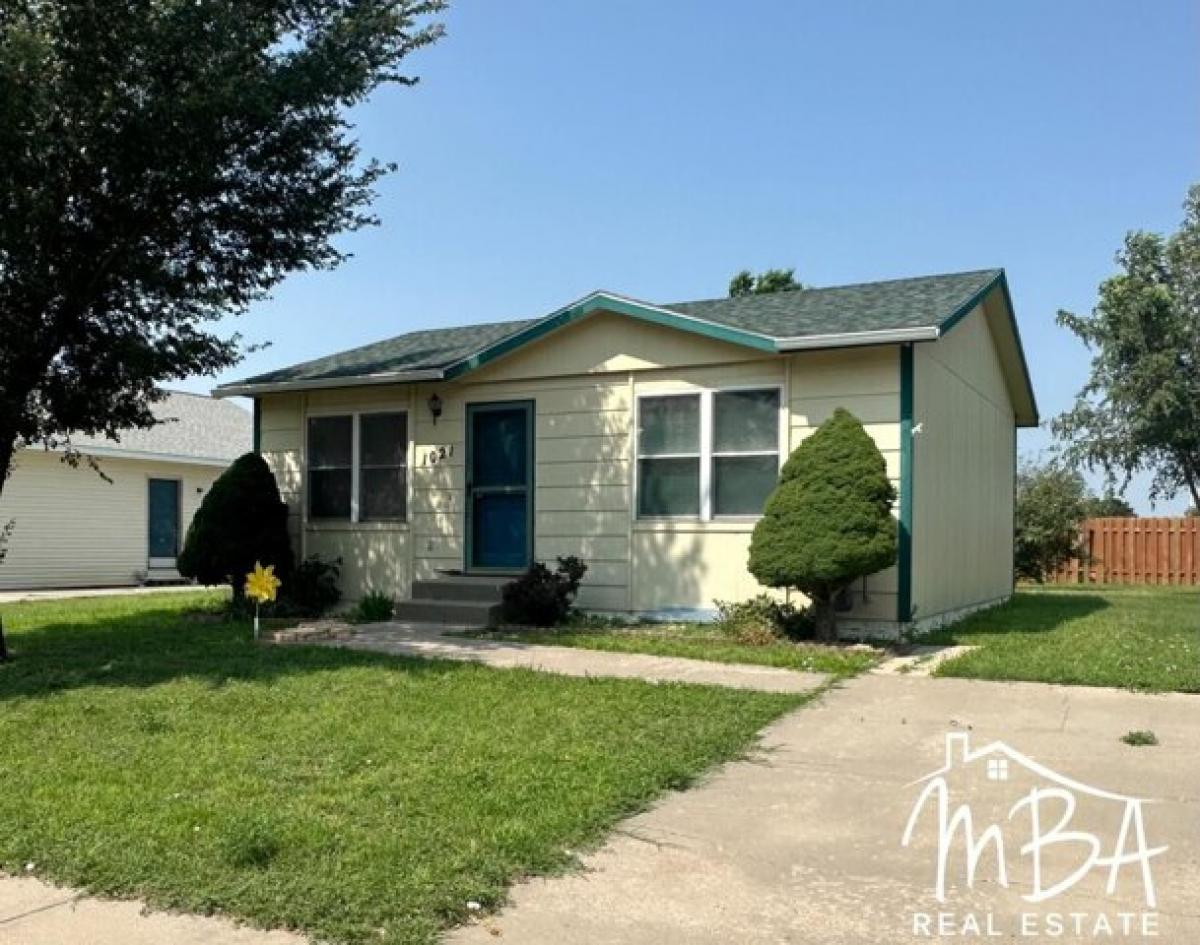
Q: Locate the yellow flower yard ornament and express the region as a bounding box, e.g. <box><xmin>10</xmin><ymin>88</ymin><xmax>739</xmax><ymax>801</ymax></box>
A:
<box><xmin>244</xmin><ymin>561</ymin><xmax>281</xmax><ymax>639</ymax></box>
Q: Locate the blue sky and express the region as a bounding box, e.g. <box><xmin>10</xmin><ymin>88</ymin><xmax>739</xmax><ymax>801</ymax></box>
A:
<box><xmin>196</xmin><ymin>0</ymin><xmax>1199</xmax><ymax>512</ymax></box>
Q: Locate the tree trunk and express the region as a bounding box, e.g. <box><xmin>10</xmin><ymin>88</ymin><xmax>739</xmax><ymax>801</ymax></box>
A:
<box><xmin>812</xmin><ymin>593</ymin><xmax>838</xmax><ymax>643</ymax></box>
<box><xmin>1185</xmin><ymin>464</ymin><xmax>1200</xmax><ymax>513</ymax></box>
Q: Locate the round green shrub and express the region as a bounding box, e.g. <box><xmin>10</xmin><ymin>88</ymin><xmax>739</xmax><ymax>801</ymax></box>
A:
<box><xmin>748</xmin><ymin>408</ymin><xmax>897</xmax><ymax>640</ymax></box>
<box><xmin>177</xmin><ymin>452</ymin><xmax>293</xmax><ymax>599</ymax></box>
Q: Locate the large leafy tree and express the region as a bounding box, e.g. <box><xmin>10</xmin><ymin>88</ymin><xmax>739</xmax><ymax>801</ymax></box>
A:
<box><xmin>0</xmin><ymin>0</ymin><xmax>444</xmax><ymax>492</ymax></box>
<box><xmin>748</xmin><ymin>409</ymin><xmax>896</xmax><ymax>641</ymax></box>
<box><xmin>0</xmin><ymin>0</ymin><xmax>442</xmax><ymax>660</ymax></box>
<box><xmin>1053</xmin><ymin>185</ymin><xmax>1200</xmax><ymax>509</ymax></box>
<box><xmin>728</xmin><ymin>267</ymin><xmax>803</xmax><ymax>297</ymax></box>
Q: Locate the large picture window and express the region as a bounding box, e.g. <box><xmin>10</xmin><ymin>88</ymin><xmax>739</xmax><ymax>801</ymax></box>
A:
<box><xmin>307</xmin><ymin>411</ymin><xmax>407</xmax><ymax>522</ymax></box>
<box><xmin>637</xmin><ymin>388</ymin><xmax>780</xmax><ymax>520</ymax></box>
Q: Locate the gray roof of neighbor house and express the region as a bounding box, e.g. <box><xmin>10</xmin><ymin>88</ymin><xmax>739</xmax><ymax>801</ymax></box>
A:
<box><xmin>65</xmin><ymin>391</ymin><xmax>252</xmax><ymax>465</ymax></box>
<box><xmin>215</xmin><ymin>268</ymin><xmax>1036</xmax><ymax>424</ymax></box>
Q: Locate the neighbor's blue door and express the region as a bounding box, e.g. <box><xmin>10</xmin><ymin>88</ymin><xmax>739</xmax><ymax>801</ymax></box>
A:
<box><xmin>147</xmin><ymin>478</ymin><xmax>181</xmax><ymax>564</ymax></box>
<box><xmin>466</xmin><ymin>402</ymin><xmax>533</xmax><ymax>571</ymax></box>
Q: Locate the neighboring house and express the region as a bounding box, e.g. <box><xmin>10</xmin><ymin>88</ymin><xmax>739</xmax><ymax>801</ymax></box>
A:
<box><xmin>0</xmin><ymin>392</ymin><xmax>251</xmax><ymax>590</ymax></box>
<box><xmin>216</xmin><ymin>268</ymin><xmax>1037</xmax><ymax>635</ymax></box>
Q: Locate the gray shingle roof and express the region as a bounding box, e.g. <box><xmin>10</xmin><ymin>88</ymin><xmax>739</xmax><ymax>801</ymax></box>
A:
<box><xmin>68</xmin><ymin>391</ymin><xmax>252</xmax><ymax>464</ymax></box>
<box><xmin>234</xmin><ymin>318</ymin><xmax>541</xmax><ymax>388</ymax></box>
<box><xmin>666</xmin><ymin>269</ymin><xmax>1001</xmax><ymax>338</ymax></box>
<box><xmin>221</xmin><ymin>269</ymin><xmax>1003</xmax><ymax>391</ymax></box>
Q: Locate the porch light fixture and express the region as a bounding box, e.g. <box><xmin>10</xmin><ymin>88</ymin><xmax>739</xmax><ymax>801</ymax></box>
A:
<box><xmin>427</xmin><ymin>392</ymin><xmax>443</xmax><ymax>425</ymax></box>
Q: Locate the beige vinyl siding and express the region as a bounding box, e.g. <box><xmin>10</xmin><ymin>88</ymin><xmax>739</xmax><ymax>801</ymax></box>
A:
<box><xmin>260</xmin><ymin>385</ymin><xmax>413</xmax><ymax>601</ymax></box>
<box><xmin>630</xmin><ymin>360</ymin><xmax>785</xmax><ymax>611</ymax></box>
<box><xmin>632</xmin><ymin>523</ymin><xmax>775</xmax><ymax>611</ymax></box>
<box><xmin>629</xmin><ymin>352</ymin><xmax>901</xmax><ymax>616</ymax></box>
<box><xmin>0</xmin><ymin>449</ymin><xmax>222</xmax><ymax>590</ymax></box>
<box><xmin>787</xmin><ymin>346</ymin><xmax>902</xmax><ymax>621</ymax></box>
<box><xmin>259</xmin><ymin>393</ymin><xmax>304</xmax><ymax>547</ymax></box>
<box><xmin>457</xmin><ymin>310</ymin><xmax>769</xmax><ymax>383</ymax></box>
<box><xmin>912</xmin><ymin>305</ymin><xmax>1015</xmax><ymax>620</ymax></box>
<box><xmin>411</xmin><ymin>374</ymin><xmax>632</xmax><ymax>611</ymax></box>
<box><xmin>305</xmin><ymin>525</ymin><xmax>409</xmax><ymax>600</ymax></box>
<box><xmin>419</xmin><ymin>312</ymin><xmax>792</xmax><ymax>611</ymax></box>
<box><xmin>257</xmin><ymin>311</ymin><xmax>905</xmax><ymax>617</ymax></box>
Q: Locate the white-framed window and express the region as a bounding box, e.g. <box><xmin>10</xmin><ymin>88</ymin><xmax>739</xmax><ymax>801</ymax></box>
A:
<box><xmin>307</xmin><ymin>410</ymin><xmax>407</xmax><ymax>522</ymax></box>
<box><xmin>711</xmin><ymin>389</ymin><xmax>782</xmax><ymax>516</ymax></box>
<box><xmin>636</xmin><ymin>387</ymin><xmax>781</xmax><ymax>520</ymax></box>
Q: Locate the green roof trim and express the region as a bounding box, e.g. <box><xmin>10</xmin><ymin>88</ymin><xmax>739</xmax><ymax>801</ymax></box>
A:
<box><xmin>995</xmin><ymin>272</ymin><xmax>1040</xmax><ymax>426</ymax></box>
<box><xmin>936</xmin><ymin>270</ymin><xmax>1004</xmax><ymax>334</ymax></box>
<box><xmin>442</xmin><ymin>292</ymin><xmax>776</xmax><ymax>380</ymax></box>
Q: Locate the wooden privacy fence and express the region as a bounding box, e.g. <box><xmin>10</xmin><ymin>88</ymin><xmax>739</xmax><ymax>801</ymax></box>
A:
<box><xmin>1051</xmin><ymin>517</ymin><xmax>1200</xmax><ymax>585</ymax></box>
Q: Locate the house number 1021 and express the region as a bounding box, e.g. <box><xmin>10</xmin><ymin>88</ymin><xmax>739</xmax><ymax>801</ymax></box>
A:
<box><xmin>424</xmin><ymin>445</ymin><xmax>454</xmax><ymax>465</ymax></box>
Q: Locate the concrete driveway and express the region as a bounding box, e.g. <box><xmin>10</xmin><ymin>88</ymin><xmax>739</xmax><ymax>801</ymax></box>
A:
<box><xmin>450</xmin><ymin>673</ymin><xmax>1200</xmax><ymax>944</ymax></box>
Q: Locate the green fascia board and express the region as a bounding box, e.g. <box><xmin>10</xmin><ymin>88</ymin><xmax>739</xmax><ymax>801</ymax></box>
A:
<box><xmin>935</xmin><ymin>269</ymin><xmax>1040</xmax><ymax>427</ymax></box>
<box><xmin>994</xmin><ymin>272</ymin><xmax>1040</xmax><ymax>426</ymax></box>
<box><xmin>936</xmin><ymin>269</ymin><xmax>1004</xmax><ymax>334</ymax></box>
<box><xmin>897</xmin><ymin>344</ymin><xmax>914</xmax><ymax>624</ymax></box>
<box><xmin>442</xmin><ymin>292</ymin><xmax>777</xmax><ymax>380</ymax></box>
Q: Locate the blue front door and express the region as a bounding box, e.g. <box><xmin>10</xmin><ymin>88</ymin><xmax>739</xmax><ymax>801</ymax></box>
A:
<box><xmin>466</xmin><ymin>402</ymin><xmax>533</xmax><ymax>571</ymax></box>
<box><xmin>147</xmin><ymin>478</ymin><xmax>181</xmax><ymax>565</ymax></box>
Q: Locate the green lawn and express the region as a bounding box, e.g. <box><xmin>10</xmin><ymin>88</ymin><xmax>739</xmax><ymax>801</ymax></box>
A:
<box><xmin>0</xmin><ymin>592</ymin><xmax>804</xmax><ymax>944</ymax></box>
<box><xmin>926</xmin><ymin>585</ymin><xmax>1200</xmax><ymax>692</ymax></box>
<box><xmin>482</xmin><ymin>621</ymin><xmax>882</xmax><ymax>678</ymax></box>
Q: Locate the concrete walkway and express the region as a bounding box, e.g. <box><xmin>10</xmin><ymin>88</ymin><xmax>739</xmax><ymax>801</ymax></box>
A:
<box><xmin>0</xmin><ymin>584</ymin><xmax>212</xmax><ymax>604</ymax></box>
<box><xmin>871</xmin><ymin>643</ymin><xmax>978</xmax><ymax>675</ymax></box>
<box><xmin>449</xmin><ymin>673</ymin><xmax>1200</xmax><ymax>944</ymax></box>
<box><xmin>0</xmin><ymin>874</ymin><xmax>305</xmax><ymax>945</ymax></box>
<box><xmin>321</xmin><ymin>622</ymin><xmax>829</xmax><ymax>693</ymax></box>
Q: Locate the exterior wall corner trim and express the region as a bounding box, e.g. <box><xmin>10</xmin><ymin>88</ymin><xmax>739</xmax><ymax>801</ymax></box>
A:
<box><xmin>897</xmin><ymin>344</ymin><xmax>915</xmax><ymax>622</ymax></box>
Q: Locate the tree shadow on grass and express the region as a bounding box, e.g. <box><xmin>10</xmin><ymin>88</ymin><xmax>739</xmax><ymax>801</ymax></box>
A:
<box><xmin>0</xmin><ymin>604</ymin><xmax>468</xmax><ymax>703</ymax></box>
<box><xmin>924</xmin><ymin>591</ymin><xmax>1112</xmax><ymax>643</ymax></box>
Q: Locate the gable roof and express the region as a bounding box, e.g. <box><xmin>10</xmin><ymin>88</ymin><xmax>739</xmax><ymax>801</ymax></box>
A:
<box><xmin>55</xmin><ymin>391</ymin><xmax>251</xmax><ymax>466</ymax></box>
<box><xmin>216</xmin><ymin>268</ymin><xmax>1037</xmax><ymax>425</ymax></box>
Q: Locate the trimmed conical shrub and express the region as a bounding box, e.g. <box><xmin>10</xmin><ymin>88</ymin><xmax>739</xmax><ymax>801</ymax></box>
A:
<box><xmin>178</xmin><ymin>452</ymin><xmax>293</xmax><ymax>599</ymax></box>
<box><xmin>748</xmin><ymin>408</ymin><xmax>897</xmax><ymax>640</ymax></box>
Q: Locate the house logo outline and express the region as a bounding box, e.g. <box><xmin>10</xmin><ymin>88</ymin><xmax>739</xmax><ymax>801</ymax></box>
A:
<box><xmin>901</xmin><ymin>732</ymin><xmax>1167</xmax><ymax>907</ymax></box>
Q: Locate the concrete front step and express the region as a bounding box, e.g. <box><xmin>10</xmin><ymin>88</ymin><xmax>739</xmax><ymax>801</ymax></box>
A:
<box><xmin>391</xmin><ymin>597</ymin><xmax>502</xmax><ymax>626</ymax></box>
<box><xmin>411</xmin><ymin>575</ymin><xmax>514</xmax><ymax>602</ymax></box>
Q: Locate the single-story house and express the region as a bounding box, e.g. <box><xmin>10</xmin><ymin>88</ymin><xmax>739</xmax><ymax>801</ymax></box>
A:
<box><xmin>0</xmin><ymin>392</ymin><xmax>251</xmax><ymax>590</ymax></box>
<box><xmin>216</xmin><ymin>268</ymin><xmax>1037</xmax><ymax>635</ymax></box>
